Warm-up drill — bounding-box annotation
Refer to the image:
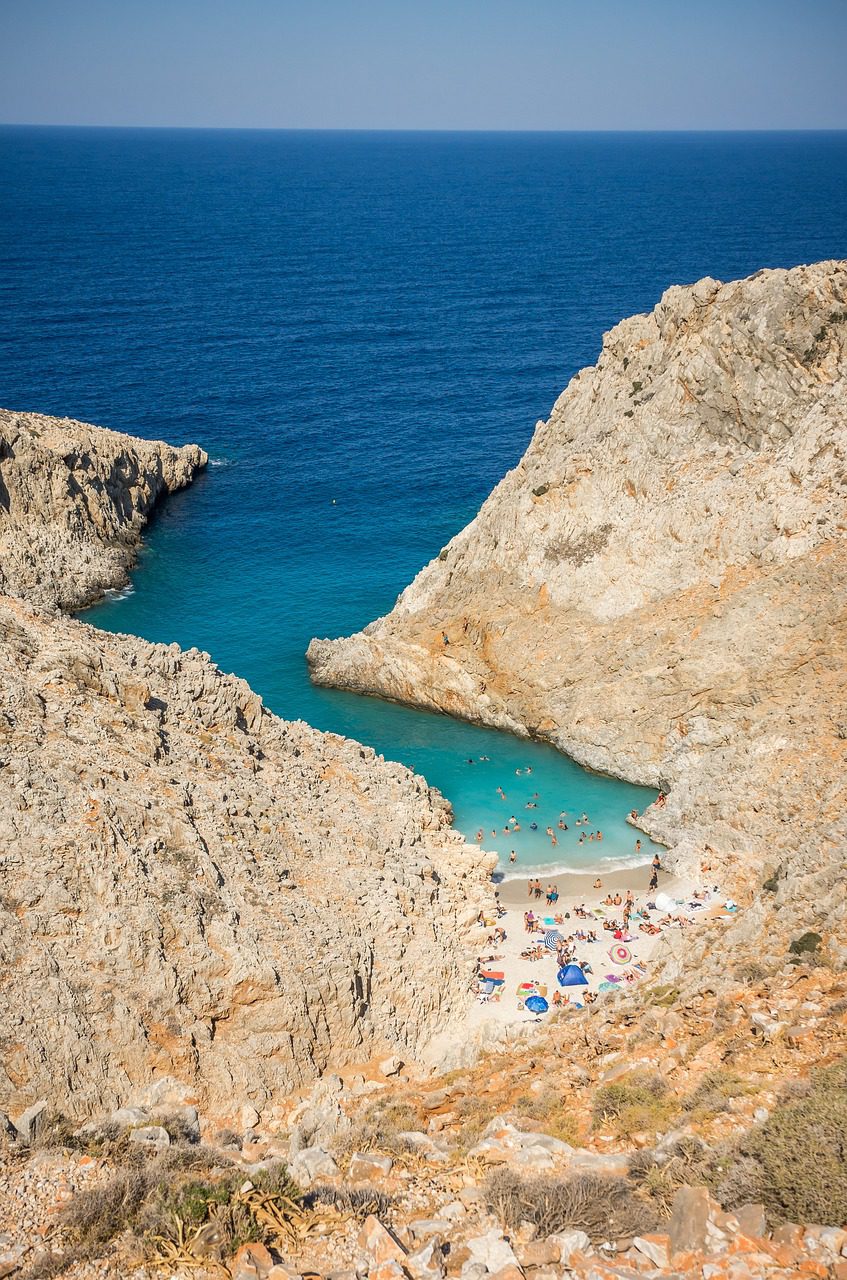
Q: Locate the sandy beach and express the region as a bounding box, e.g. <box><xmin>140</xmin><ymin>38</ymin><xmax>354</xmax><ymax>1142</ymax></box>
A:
<box><xmin>467</xmin><ymin>862</ymin><xmax>734</xmax><ymax>1032</ymax></box>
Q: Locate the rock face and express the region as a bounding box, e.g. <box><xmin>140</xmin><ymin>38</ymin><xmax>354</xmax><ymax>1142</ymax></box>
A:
<box><xmin>0</xmin><ymin>410</ymin><xmax>491</xmax><ymax>1117</ymax></box>
<box><xmin>0</xmin><ymin>596</ymin><xmax>490</xmax><ymax>1116</ymax></box>
<box><xmin>0</xmin><ymin>408</ymin><xmax>207</xmax><ymax>610</ymax></box>
<box><xmin>308</xmin><ymin>262</ymin><xmax>847</xmax><ymax>917</ymax></box>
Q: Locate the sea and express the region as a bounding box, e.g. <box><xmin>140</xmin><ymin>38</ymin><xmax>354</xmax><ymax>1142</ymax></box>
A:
<box><xmin>2</xmin><ymin>128</ymin><xmax>845</xmax><ymax>877</ymax></box>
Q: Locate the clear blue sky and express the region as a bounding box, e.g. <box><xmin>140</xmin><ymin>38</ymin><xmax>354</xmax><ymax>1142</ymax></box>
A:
<box><xmin>1</xmin><ymin>0</ymin><xmax>846</xmax><ymax>130</ymax></box>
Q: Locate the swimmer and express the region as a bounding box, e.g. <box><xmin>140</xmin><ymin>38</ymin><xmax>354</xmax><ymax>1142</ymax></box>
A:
<box><xmin>475</xmin><ymin>828</ymin><xmax>484</xmax><ymax>842</ymax></box>
<box><xmin>545</xmin><ymin>826</ymin><xmax>554</xmax><ymax>839</ymax></box>
<box><xmin>497</xmin><ymin>786</ymin><xmax>506</xmax><ymax>798</ymax></box>
<box><xmin>597</xmin><ymin>830</ymin><xmax>603</xmax><ymax>841</ymax></box>
<box><xmin>509</xmin><ymin>850</ymin><xmax>517</xmax><ymax>864</ymax></box>
<box><xmin>635</xmin><ymin>839</ymin><xmax>642</xmax><ymax>853</ymax></box>
<box><xmin>529</xmin><ymin>822</ymin><xmax>538</xmax><ymax>831</ymax></box>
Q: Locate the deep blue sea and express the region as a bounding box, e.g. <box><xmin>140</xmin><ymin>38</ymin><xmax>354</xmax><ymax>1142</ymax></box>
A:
<box><xmin>2</xmin><ymin>128</ymin><xmax>846</xmax><ymax>875</ymax></box>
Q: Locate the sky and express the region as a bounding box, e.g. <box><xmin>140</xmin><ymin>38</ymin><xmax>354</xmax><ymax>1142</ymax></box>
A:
<box><xmin>1</xmin><ymin>0</ymin><xmax>846</xmax><ymax>131</ymax></box>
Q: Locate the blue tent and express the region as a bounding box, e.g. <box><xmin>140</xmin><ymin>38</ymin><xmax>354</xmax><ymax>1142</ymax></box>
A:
<box><xmin>557</xmin><ymin>963</ymin><xmax>589</xmax><ymax>987</ymax></box>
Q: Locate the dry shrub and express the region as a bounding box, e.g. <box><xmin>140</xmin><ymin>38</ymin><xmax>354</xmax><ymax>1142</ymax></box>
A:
<box><xmin>342</xmin><ymin>1099</ymin><xmax>421</xmax><ymax>1155</ymax></box>
<box><xmin>629</xmin><ymin>1136</ymin><xmax>721</xmax><ymax>1216</ymax></box>
<box><xmin>512</xmin><ymin>1089</ymin><xmax>581</xmax><ymax>1147</ymax></box>
<box><xmin>592</xmin><ymin>1073</ymin><xmax>676</xmax><ymax>1136</ymax></box>
<box><xmin>27</xmin><ymin>1151</ymin><xmax>294</xmax><ymax>1277</ymax></box>
<box><xmin>682</xmin><ymin>1069</ymin><xmax>752</xmax><ymax>1119</ymax></box>
<box><xmin>486</xmin><ymin>1168</ymin><xmax>658</xmax><ymax>1242</ymax></box>
<box><xmin>307</xmin><ymin>1183</ymin><xmax>394</xmax><ymax>1220</ymax></box>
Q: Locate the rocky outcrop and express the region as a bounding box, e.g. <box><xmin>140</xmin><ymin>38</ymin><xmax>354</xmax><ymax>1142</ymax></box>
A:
<box><xmin>0</xmin><ymin>596</ymin><xmax>491</xmax><ymax>1116</ymax></box>
<box><xmin>0</xmin><ymin>408</ymin><xmax>207</xmax><ymax>610</ymax></box>
<box><xmin>308</xmin><ymin>262</ymin><xmax>847</xmax><ymax>918</ymax></box>
<box><xmin>0</xmin><ymin>409</ymin><xmax>491</xmax><ymax>1118</ymax></box>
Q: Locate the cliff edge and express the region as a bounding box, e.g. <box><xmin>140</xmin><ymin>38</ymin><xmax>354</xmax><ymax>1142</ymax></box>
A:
<box><xmin>0</xmin><ymin>410</ymin><xmax>491</xmax><ymax>1118</ymax></box>
<box><xmin>309</xmin><ymin>261</ymin><xmax>847</xmax><ymax>933</ymax></box>
<box><xmin>0</xmin><ymin>408</ymin><xmax>208</xmax><ymax>611</ymax></box>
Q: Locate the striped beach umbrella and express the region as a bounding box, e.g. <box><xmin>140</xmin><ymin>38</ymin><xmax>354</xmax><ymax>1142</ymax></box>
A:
<box><xmin>544</xmin><ymin>929</ymin><xmax>564</xmax><ymax>951</ymax></box>
<box><xmin>609</xmin><ymin>944</ymin><xmax>632</xmax><ymax>965</ymax></box>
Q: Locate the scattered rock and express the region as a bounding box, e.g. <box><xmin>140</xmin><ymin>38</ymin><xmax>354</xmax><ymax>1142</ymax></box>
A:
<box><xmin>128</xmin><ymin>1125</ymin><xmax>170</xmax><ymax>1149</ymax></box>
<box><xmin>348</xmin><ymin>1151</ymin><xmax>394</xmax><ymax>1182</ymax></box>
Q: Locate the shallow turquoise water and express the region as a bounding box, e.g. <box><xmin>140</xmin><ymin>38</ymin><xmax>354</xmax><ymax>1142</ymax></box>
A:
<box><xmin>4</xmin><ymin>129</ymin><xmax>844</xmax><ymax>872</ymax></box>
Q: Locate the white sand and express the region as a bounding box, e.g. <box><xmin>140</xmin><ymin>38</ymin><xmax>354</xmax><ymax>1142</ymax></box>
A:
<box><xmin>465</xmin><ymin>864</ymin><xmax>731</xmax><ymax>1031</ymax></box>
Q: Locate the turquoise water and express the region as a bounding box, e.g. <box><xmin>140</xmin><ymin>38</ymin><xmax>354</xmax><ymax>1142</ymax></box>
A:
<box><xmin>3</xmin><ymin>129</ymin><xmax>845</xmax><ymax>873</ymax></box>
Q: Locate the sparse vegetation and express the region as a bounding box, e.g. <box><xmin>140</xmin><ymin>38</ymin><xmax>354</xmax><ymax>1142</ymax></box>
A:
<box><xmin>592</xmin><ymin>1073</ymin><xmax>677</xmax><ymax>1136</ymax></box>
<box><xmin>341</xmin><ymin>1098</ymin><xmax>421</xmax><ymax>1155</ymax></box>
<box><xmin>20</xmin><ymin>1152</ymin><xmax>306</xmax><ymax>1278</ymax></box>
<box><xmin>486</xmin><ymin>1168</ymin><xmax>658</xmax><ymax>1241</ymax></box>
<box><xmin>512</xmin><ymin>1088</ymin><xmax>582</xmax><ymax>1146</ymax></box>
<box><xmin>682</xmin><ymin>1068</ymin><xmax>753</xmax><ymax>1120</ymax></box>
<box><xmin>789</xmin><ymin>931</ymin><xmax>822</xmax><ymax>959</ymax></box>
<box><xmin>722</xmin><ymin>1057</ymin><xmax>847</xmax><ymax>1226</ymax></box>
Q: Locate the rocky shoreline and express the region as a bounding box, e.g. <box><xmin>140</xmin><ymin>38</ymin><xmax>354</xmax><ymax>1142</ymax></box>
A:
<box><xmin>0</xmin><ymin>408</ymin><xmax>208</xmax><ymax>611</ymax></box>
<box><xmin>308</xmin><ymin>259</ymin><xmax>847</xmax><ymax>966</ymax></box>
<box><xmin>3</xmin><ymin>262</ymin><xmax>847</xmax><ymax>1278</ymax></box>
<box><xmin>0</xmin><ymin>408</ymin><xmax>494</xmax><ymax>1123</ymax></box>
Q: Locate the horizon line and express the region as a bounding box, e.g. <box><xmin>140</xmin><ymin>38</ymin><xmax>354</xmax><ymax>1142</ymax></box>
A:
<box><xmin>2</xmin><ymin>123</ymin><xmax>847</xmax><ymax>135</ymax></box>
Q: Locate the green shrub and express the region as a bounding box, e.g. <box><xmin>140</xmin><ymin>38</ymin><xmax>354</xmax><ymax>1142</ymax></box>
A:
<box><xmin>725</xmin><ymin>1058</ymin><xmax>847</xmax><ymax>1226</ymax></box>
<box><xmin>788</xmin><ymin>931</ymin><xmax>822</xmax><ymax>958</ymax></box>
<box><xmin>486</xmin><ymin>1168</ymin><xmax>658</xmax><ymax>1241</ymax></box>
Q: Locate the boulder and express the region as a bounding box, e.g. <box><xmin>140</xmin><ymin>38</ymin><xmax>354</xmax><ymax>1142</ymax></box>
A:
<box><xmin>13</xmin><ymin>1100</ymin><xmax>48</xmax><ymax>1144</ymax></box>
<box><xmin>550</xmin><ymin>1230</ymin><xmax>591</xmax><ymax>1264</ymax></box>
<box><xmin>129</xmin><ymin>1125</ymin><xmax>171</xmax><ymax>1149</ymax></box>
<box><xmin>230</xmin><ymin>1242</ymin><xmax>275</xmax><ymax>1280</ymax></box>
<box><xmin>357</xmin><ymin>1214</ymin><xmax>407</xmax><ymax>1265</ymax></box>
<box><xmin>669</xmin><ymin>1184</ymin><xmax>711</xmax><ymax>1256</ymax></box>
<box><xmin>289</xmin><ymin>1145</ymin><xmax>340</xmax><ymax>1186</ymax></box>
<box><xmin>347</xmin><ymin>1151</ymin><xmax>394</xmax><ymax>1182</ymax></box>
<box><xmin>465</xmin><ymin>1230</ymin><xmax>519</xmax><ymax>1272</ymax></box>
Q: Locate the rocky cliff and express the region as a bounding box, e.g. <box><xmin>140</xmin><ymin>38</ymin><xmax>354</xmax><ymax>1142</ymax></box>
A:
<box><xmin>0</xmin><ymin>412</ymin><xmax>491</xmax><ymax>1119</ymax></box>
<box><xmin>0</xmin><ymin>408</ymin><xmax>207</xmax><ymax>610</ymax></box>
<box><xmin>309</xmin><ymin>262</ymin><xmax>847</xmax><ymax>931</ymax></box>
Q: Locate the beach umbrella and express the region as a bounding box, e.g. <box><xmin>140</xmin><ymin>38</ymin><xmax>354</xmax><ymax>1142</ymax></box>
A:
<box><xmin>544</xmin><ymin>929</ymin><xmax>564</xmax><ymax>951</ymax></box>
<box><xmin>525</xmin><ymin>995</ymin><xmax>549</xmax><ymax>1014</ymax></box>
<box><xmin>609</xmin><ymin>944</ymin><xmax>632</xmax><ymax>965</ymax></box>
<box><xmin>557</xmin><ymin>963</ymin><xmax>589</xmax><ymax>987</ymax></box>
<box><xmin>654</xmin><ymin>892</ymin><xmax>677</xmax><ymax>913</ymax></box>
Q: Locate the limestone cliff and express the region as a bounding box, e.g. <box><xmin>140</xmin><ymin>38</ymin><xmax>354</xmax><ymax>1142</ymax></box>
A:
<box><xmin>0</xmin><ymin>408</ymin><xmax>207</xmax><ymax>610</ymax></box>
<box><xmin>309</xmin><ymin>262</ymin><xmax>847</xmax><ymax>929</ymax></box>
<box><xmin>0</xmin><ymin>411</ymin><xmax>491</xmax><ymax>1118</ymax></box>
